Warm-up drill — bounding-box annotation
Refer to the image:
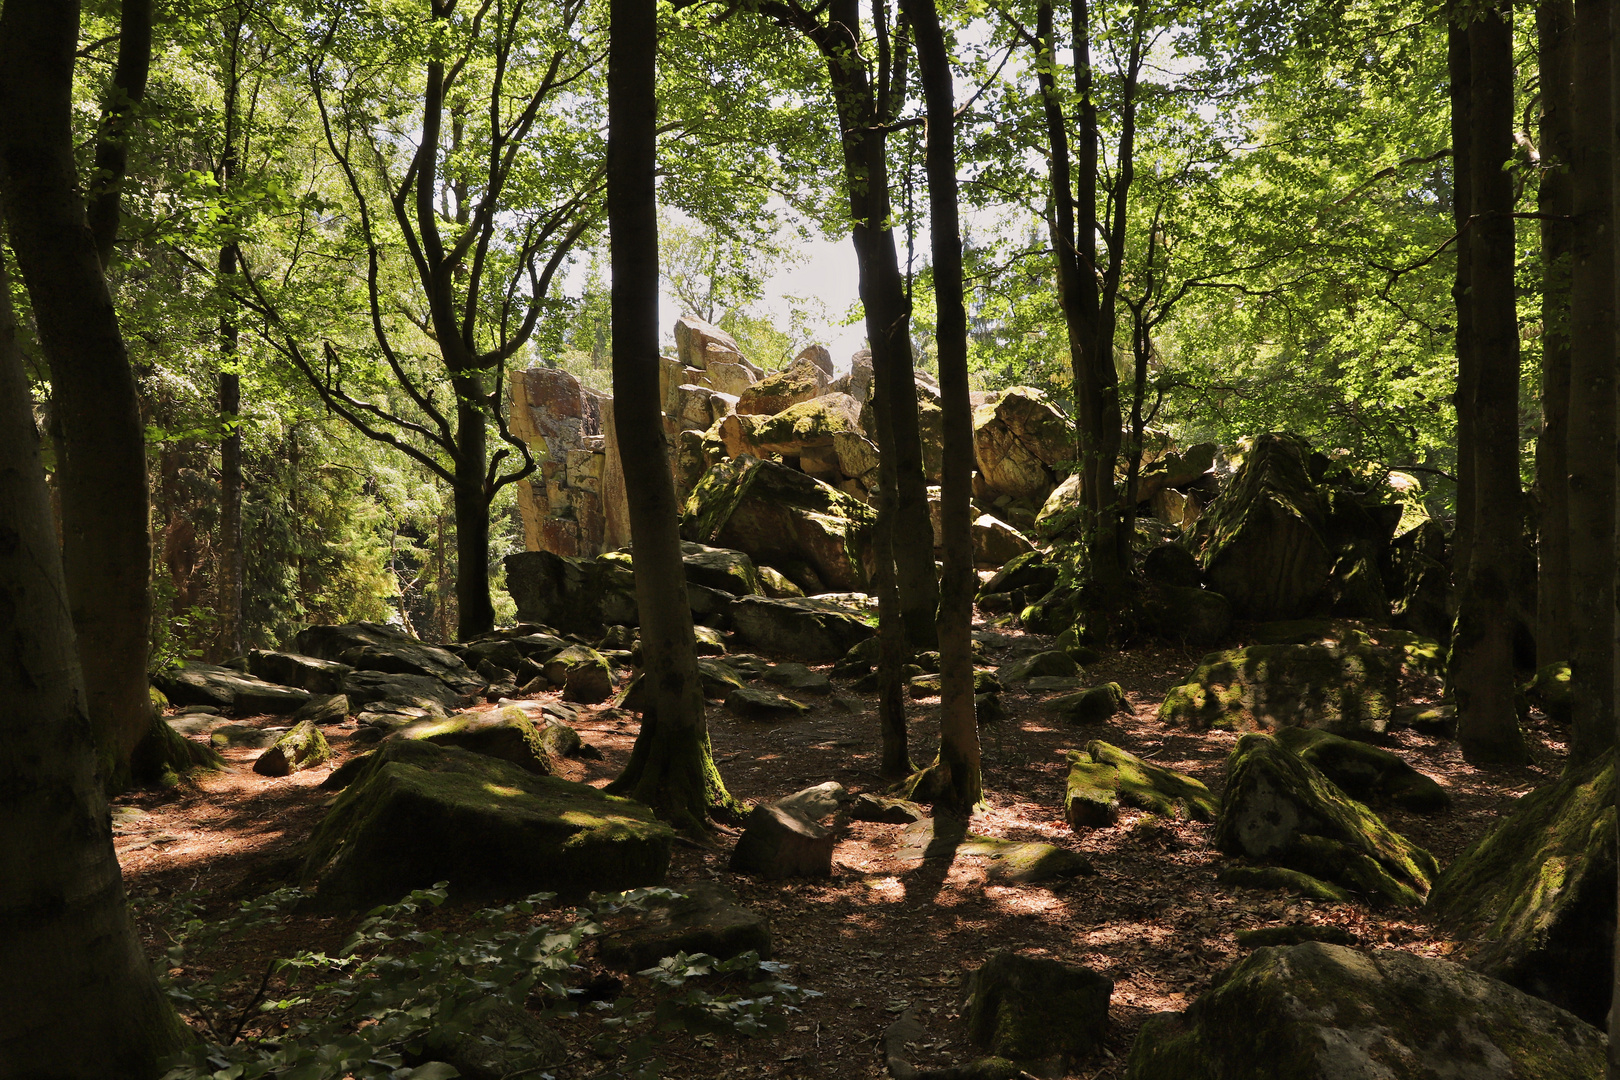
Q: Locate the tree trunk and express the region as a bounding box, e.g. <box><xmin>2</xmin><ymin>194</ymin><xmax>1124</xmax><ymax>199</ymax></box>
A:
<box><xmin>1536</xmin><ymin>0</ymin><xmax>1575</xmax><ymax>665</ymax></box>
<box><xmin>604</xmin><ymin>0</ymin><xmax>741</xmax><ymax>831</ymax></box>
<box><xmin>1566</xmin><ymin>0</ymin><xmax>1614</xmax><ymax>764</ymax></box>
<box><xmin>904</xmin><ymin>0</ymin><xmax>981</xmax><ymax>814</ymax></box>
<box><xmin>0</xmin><ymin>0</ymin><xmax>154</xmax><ymax>794</ymax></box>
<box><xmin>0</xmin><ymin>211</ymin><xmax>190</xmax><ymax>1080</ymax></box>
<box><xmin>217</xmin><ymin>245</ymin><xmax>244</xmax><ymax>658</ymax></box>
<box><xmin>1450</xmin><ymin>0</ymin><xmax>1530</xmax><ymax>766</ymax></box>
<box><xmin>1449</xmin><ymin>8</ymin><xmax>1477</xmax><ymax>581</ymax></box>
<box><xmin>86</xmin><ymin>0</ymin><xmax>152</xmax><ymax>265</ymax></box>
<box><xmin>453</xmin><ymin>373</ymin><xmax>495</xmax><ymax>641</ymax></box>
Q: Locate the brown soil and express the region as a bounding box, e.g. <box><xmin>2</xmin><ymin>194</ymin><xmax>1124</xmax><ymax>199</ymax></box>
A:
<box><xmin>117</xmin><ymin>622</ymin><xmax>1567</xmax><ymax>1079</ymax></box>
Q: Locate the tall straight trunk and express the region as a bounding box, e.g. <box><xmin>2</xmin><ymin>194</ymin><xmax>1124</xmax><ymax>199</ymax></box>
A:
<box><xmin>217</xmin><ymin>243</ymin><xmax>243</xmax><ymax>658</ymax></box>
<box><xmin>903</xmin><ymin>0</ymin><xmax>981</xmax><ymax>814</ymax></box>
<box><xmin>1537</xmin><ymin>0</ymin><xmax>1575</xmax><ymax>664</ymax></box>
<box><xmin>1450</xmin><ymin>1</ymin><xmax>1530</xmax><ymax>766</ymax></box>
<box><xmin>0</xmin><ymin>201</ymin><xmax>189</xmax><ymax>1080</ymax></box>
<box><xmin>1567</xmin><ymin>0</ymin><xmax>1615</xmax><ymax>764</ymax></box>
<box><xmin>452</xmin><ymin>374</ymin><xmax>494</xmax><ymax>640</ymax></box>
<box><xmin>604</xmin><ymin>0</ymin><xmax>740</xmax><ymax>830</ymax></box>
<box><xmin>0</xmin><ymin>0</ymin><xmax>153</xmax><ymax>793</ymax></box>
<box><xmin>1449</xmin><ymin>11</ymin><xmax>1477</xmax><ymax>581</ymax></box>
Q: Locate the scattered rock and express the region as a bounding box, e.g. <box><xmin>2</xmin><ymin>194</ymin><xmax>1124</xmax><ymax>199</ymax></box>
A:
<box><xmin>153</xmin><ymin>663</ymin><xmax>313</xmax><ymax>715</ymax></box>
<box><xmin>1138</xmin><ymin>583</ymin><xmax>1232</xmax><ymax>647</ymax></box>
<box><xmin>1052</xmin><ymin>683</ymin><xmax>1129</xmax><ymax>725</ymax></box>
<box><xmin>253</xmin><ymin>720</ymin><xmax>332</xmax><ymax>777</ymax></box>
<box><xmin>681</xmin><ymin>541</ymin><xmax>764</xmax><ymax>596</ymax></box>
<box><xmin>301</xmin><ymin>739</ymin><xmax>673</xmax><ymax>907</ymax></box>
<box><xmin>729</xmin><ymin>804</ymin><xmax>835</xmax><ymax>879</ymax></box>
<box><xmin>1141</xmin><ymin>544</ymin><xmax>1202</xmax><ymax>588</ymax></box>
<box><xmin>1022</xmin><ymin>675</ymin><xmax>1085</xmax><ymax>693</ymax></box>
<box><xmin>599</xmin><ymin>882</ymin><xmax>773</xmax><ymax>970</ymax></box>
<box><xmin>1272</xmin><ymin>727</ymin><xmax>1451</xmax><ymax>812</ymax></box>
<box><xmin>962</xmin><ymin>952</ymin><xmax>1112</xmax><ymax>1067</ymax></box>
<box><xmin>290</xmin><ymin>693</ymin><xmax>350</xmax><ymax>726</ymax></box>
<box><xmin>503</xmin><ymin>549</ymin><xmax>639</xmax><ymax>636</ymax></box>
<box><xmin>1065</xmin><ymin>757</ymin><xmax>1122</xmax><ymax>828</ymax></box>
<box><xmin>1157</xmin><ymin>631</ymin><xmax>1400</xmax><ymax>737</ymax></box>
<box><xmin>773</xmin><ymin>781</ymin><xmax>852</xmax><ymax>821</ymax></box>
<box><xmin>1123</xmin><ymin>942</ymin><xmax>1606</xmax><ymax>1080</ymax></box>
<box><xmin>727</xmin><ymin>686</ymin><xmax>812</xmax><ymax>720</ymax></box>
<box><xmin>758</xmin><ymin>565</ymin><xmax>806</xmax><ymax>598</ymax></box>
<box><xmin>1215</xmin><ymin>733</ymin><xmax>1438</xmax><ymax>907</ymax></box>
<box><xmin>297</xmin><ymin>622</ymin><xmax>485</xmax><ymax>693</ymax></box>
<box><xmin>908</xmin><ymin>670</ymin><xmax>1002</xmax><ymax>698</ymax></box>
<box><xmin>729</xmin><ymin>594</ymin><xmax>875</xmax><ymax>662</ymax></box>
<box><xmin>210</xmin><ymin>724</ymin><xmax>279</xmax><ymax>750</ymax></box>
<box><xmin>735</xmin><ymin>360</ymin><xmax>828</xmax><ymax>416</ymax></box>
<box><xmin>1427</xmin><ymin>751</ymin><xmax>1615</xmax><ymax>1025</ymax></box>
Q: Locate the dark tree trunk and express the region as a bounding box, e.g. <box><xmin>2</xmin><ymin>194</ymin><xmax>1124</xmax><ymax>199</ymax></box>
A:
<box><xmin>0</xmin><ymin>0</ymin><xmax>154</xmax><ymax>793</ymax></box>
<box><xmin>1449</xmin><ymin>10</ymin><xmax>1477</xmax><ymax>581</ymax></box>
<box><xmin>1536</xmin><ymin>0</ymin><xmax>1575</xmax><ymax>665</ymax></box>
<box><xmin>86</xmin><ymin>0</ymin><xmax>152</xmax><ymax>264</ymax></box>
<box><xmin>604</xmin><ymin>0</ymin><xmax>741</xmax><ymax>831</ymax></box>
<box><xmin>215</xmin><ymin>19</ymin><xmax>243</xmax><ymax>659</ymax></box>
<box><xmin>1565</xmin><ymin>0</ymin><xmax>1615</xmax><ymax>764</ymax></box>
<box><xmin>903</xmin><ymin>0</ymin><xmax>981</xmax><ymax>814</ymax></box>
<box><xmin>0</xmin><ymin>166</ymin><xmax>190</xmax><ymax>1080</ymax></box>
<box><xmin>453</xmin><ymin>374</ymin><xmax>494</xmax><ymax>640</ymax></box>
<box><xmin>1450</xmin><ymin>0</ymin><xmax>1530</xmax><ymax>766</ymax></box>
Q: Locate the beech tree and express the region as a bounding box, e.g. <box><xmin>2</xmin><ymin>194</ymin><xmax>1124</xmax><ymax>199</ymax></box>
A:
<box><xmin>604</xmin><ymin>0</ymin><xmax>743</xmax><ymax>830</ymax></box>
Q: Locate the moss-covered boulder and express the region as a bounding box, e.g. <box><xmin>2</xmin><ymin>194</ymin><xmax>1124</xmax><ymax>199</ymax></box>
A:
<box><xmin>1215</xmin><ymin>734</ymin><xmax>1438</xmax><ymax>907</ymax></box>
<box><xmin>1216</xmin><ymin>864</ymin><xmax>1353</xmax><ymax>904</ymax></box>
<box><xmin>598</xmin><ymin>882</ymin><xmax>772</xmax><ymax>970</ymax></box>
<box><xmin>749</xmin><ymin>392</ymin><xmax>864</xmax><ymax>456</ymax></box>
<box><xmin>1138</xmin><ymin>584</ymin><xmax>1232</xmax><ymax>647</ymax></box>
<box><xmin>1388</xmin><ymin>517</ymin><xmax>1453</xmax><ymax>642</ymax></box>
<box><xmin>1427</xmin><ymin>752</ymin><xmax>1615</xmax><ymax>1025</ymax></box>
<box><xmin>302</xmin><ymin>739</ymin><xmax>673</xmax><ymax>908</ymax></box>
<box><xmin>680</xmin><ymin>541</ymin><xmax>763</xmax><ymax>596</ymax></box>
<box><xmin>1524</xmin><ymin>661</ymin><xmax>1573</xmax><ymax>725</ymax></box>
<box><xmin>542</xmin><ymin>644</ymin><xmax>614</xmax><ymax>704</ymax></box>
<box><xmin>727</xmin><ymin>686</ymin><xmax>812</xmax><ymax>720</ymax></box>
<box><xmin>1199</xmin><ymin>433</ymin><xmax>1331</xmax><ymax>620</ymax></box>
<box><xmin>962</xmin><ymin>952</ymin><xmax>1112</xmax><ymax>1068</ymax></box>
<box><xmin>1052</xmin><ymin>683</ymin><xmax>1130</xmax><ymax>726</ymax></box>
<box><xmin>976</xmin><ymin>549</ymin><xmax>1060</xmax><ymax>605</ymax></box>
<box><xmin>1065</xmin><ymin>756</ymin><xmax>1122</xmax><ymax>828</ymax></box>
<box><xmin>1086</xmin><ymin>740</ymin><xmax>1217</xmax><ymax>822</ymax></box>
<box><xmin>735</xmin><ymin>358</ymin><xmax>827</xmax><ymax>415</ymax></box>
<box><xmin>998</xmin><ymin>650</ymin><xmax>1080</xmax><ymax>684</ymax></box>
<box><xmin>253</xmin><ymin>720</ymin><xmax>332</xmax><ymax>777</ymax></box>
<box><xmin>897</xmin><ymin>818</ymin><xmax>1092</xmax><ymax>885</ymax></box>
<box><xmin>729</xmin><ymin>594</ymin><xmax>875</xmax><ymax>662</ymax></box>
<box><xmin>682</xmin><ymin>456</ymin><xmax>874</xmax><ymax>592</ymax></box>
<box><xmin>390</xmin><ymin>706</ymin><xmax>553</xmax><ymax>774</ymax></box>
<box><xmin>1157</xmin><ymin>632</ymin><xmax>1400</xmax><ymax>737</ymax></box>
<box><xmin>1272</xmin><ymin>727</ymin><xmax>1450</xmax><ymax>812</ymax></box>
<box><xmin>1124</xmin><ymin>942</ymin><xmax>1606</xmax><ymax>1080</ymax></box>
<box><xmin>248</xmin><ymin>650</ymin><xmax>353</xmax><ymax>694</ymax></box>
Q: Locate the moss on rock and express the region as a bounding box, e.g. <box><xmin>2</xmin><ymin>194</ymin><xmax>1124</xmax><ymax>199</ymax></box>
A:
<box><xmin>301</xmin><ymin>739</ymin><xmax>673</xmax><ymax>908</ymax></box>
<box><xmin>1217</xmin><ymin>864</ymin><xmax>1353</xmax><ymax>903</ymax></box>
<box><xmin>962</xmin><ymin>951</ymin><xmax>1112</xmax><ymax>1065</ymax></box>
<box><xmin>1272</xmin><ymin>727</ymin><xmax>1449</xmax><ymax>812</ymax></box>
<box><xmin>1086</xmin><ymin>740</ymin><xmax>1216</xmax><ymax>822</ymax></box>
<box><xmin>391</xmin><ymin>706</ymin><xmax>553</xmax><ymax>774</ymax></box>
<box><xmin>253</xmin><ymin>720</ymin><xmax>331</xmax><ymax>777</ymax></box>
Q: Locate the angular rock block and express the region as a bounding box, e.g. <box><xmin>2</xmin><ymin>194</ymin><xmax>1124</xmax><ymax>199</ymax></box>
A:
<box><xmin>729</xmin><ymin>804</ymin><xmax>834</xmax><ymax>879</ymax></box>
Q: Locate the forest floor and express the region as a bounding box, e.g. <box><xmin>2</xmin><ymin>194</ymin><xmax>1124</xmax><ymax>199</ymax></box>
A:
<box><xmin>113</xmin><ymin>618</ymin><xmax>1568</xmax><ymax>1080</ymax></box>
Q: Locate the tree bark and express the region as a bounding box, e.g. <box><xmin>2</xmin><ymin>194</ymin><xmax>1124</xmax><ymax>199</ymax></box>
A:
<box><xmin>1449</xmin><ymin>9</ymin><xmax>1477</xmax><ymax>582</ymax></box>
<box><xmin>0</xmin><ymin>221</ymin><xmax>189</xmax><ymax>1080</ymax></box>
<box><xmin>1566</xmin><ymin>0</ymin><xmax>1615</xmax><ymax>764</ymax></box>
<box><xmin>604</xmin><ymin>0</ymin><xmax>741</xmax><ymax>831</ymax></box>
<box><xmin>1450</xmin><ymin>0</ymin><xmax>1530</xmax><ymax>766</ymax></box>
<box><xmin>0</xmin><ymin>0</ymin><xmax>154</xmax><ymax>793</ymax></box>
<box><xmin>903</xmin><ymin>0</ymin><xmax>981</xmax><ymax>814</ymax></box>
<box><xmin>453</xmin><ymin>373</ymin><xmax>494</xmax><ymax>640</ymax></box>
<box><xmin>215</xmin><ymin>16</ymin><xmax>243</xmax><ymax>658</ymax></box>
<box><xmin>1536</xmin><ymin>0</ymin><xmax>1575</xmax><ymax>665</ymax></box>
<box><xmin>86</xmin><ymin>0</ymin><xmax>153</xmax><ymax>265</ymax></box>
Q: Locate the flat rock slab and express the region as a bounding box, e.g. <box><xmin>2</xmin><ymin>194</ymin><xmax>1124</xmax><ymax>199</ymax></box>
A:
<box><xmin>728</xmin><ymin>594</ymin><xmax>875</xmax><ymax>663</ymax></box>
<box><xmin>598</xmin><ymin>882</ymin><xmax>772</xmax><ymax>970</ymax></box>
<box><xmin>850</xmin><ymin>793</ymin><xmax>927</xmax><ymax>824</ymax></box>
<box><xmin>248</xmin><ymin>651</ymin><xmax>352</xmax><ymax>694</ymax></box>
<box><xmin>727</xmin><ymin>686</ymin><xmax>812</xmax><ymax>720</ymax></box>
<box><xmin>1124</xmin><ymin>942</ymin><xmax>1607</xmax><ymax>1080</ymax></box>
<box><xmin>898</xmin><ymin>818</ymin><xmax>1092</xmax><ymax>885</ymax></box>
<box><xmin>154</xmin><ymin>663</ymin><xmax>312</xmax><ymax>714</ymax></box>
<box><xmin>301</xmin><ymin>739</ymin><xmax>673</xmax><ymax>908</ymax></box>
<box><xmin>389</xmin><ymin>705</ymin><xmax>553</xmax><ymax>775</ymax></box>
<box><xmin>342</xmin><ymin>670</ymin><xmax>462</xmax><ymax>714</ymax></box>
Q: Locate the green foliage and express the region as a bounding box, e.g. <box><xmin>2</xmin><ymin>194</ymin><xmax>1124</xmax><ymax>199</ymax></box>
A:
<box><xmin>150</xmin><ymin>885</ymin><xmax>816</xmax><ymax>1080</ymax></box>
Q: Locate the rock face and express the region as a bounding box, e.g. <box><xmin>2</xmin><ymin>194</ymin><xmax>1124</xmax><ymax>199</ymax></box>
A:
<box><xmin>682</xmin><ymin>456</ymin><xmax>874</xmax><ymax>592</ymax></box>
<box><xmin>1158</xmin><ymin>631</ymin><xmax>1400</xmax><ymax>737</ymax></box>
<box><xmin>1124</xmin><ymin>942</ymin><xmax>1607</xmax><ymax>1080</ymax></box>
<box><xmin>507</xmin><ymin>365</ymin><xmax>614</xmax><ymax>556</ymax></box>
<box><xmin>301</xmin><ymin>739</ymin><xmax>673</xmax><ymax>908</ymax></box>
<box><xmin>962</xmin><ymin>952</ymin><xmax>1113</xmax><ymax>1067</ymax></box>
<box><xmin>1199</xmin><ymin>433</ymin><xmax>1332</xmax><ymax>619</ymax></box>
<box><xmin>1215</xmin><ymin>733</ymin><xmax>1438</xmax><ymax>907</ymax></box>
<box><xmin>729</xmin><ymin>595</ymin><xmax>875</xmax><ymax>662</ymax></box>
<box><xmin>153</xmin><ymin>663</ymin><xmax>313</xmax><ymax>715</ymax></box>
<box><xmin>972</xmin><ymin>387</ymin><xmax>1074</xmax><ymax>499</ymax></box>
<box><xmin>1427</xmin><ymin>752</ymin><xmax>1615</xmax><ymax>1026</ymax></box>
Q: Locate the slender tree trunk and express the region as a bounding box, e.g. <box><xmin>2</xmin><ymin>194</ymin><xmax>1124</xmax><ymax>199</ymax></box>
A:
<box><xmin>452</xmin><ymin>374</ymin><xmax>495</xmax><ymax>641</ymax></box>
<box><xmin>218</xmin><ymin>243</ymin><xmax>244</xmax><ymax>657</ymax></box>
<box><xmin>86</xmin><ymin>0</ymin><xmax>152</xmax><ymax>264</ymax></box>
<box><xmin>1567</xmin><ymin>0</ymin><xmax>1615</xmax><ymax>764</ymax></box>
<box><xmin>1450</xmin><ymin>0</ymin><xmax>1530</xmax><ymax>766</ymax></box>
<box><xmin>0</xmin><ymin>208</ymin><xmax>189</xmax><ymax>1080</ymax></box>
<box><xmin>604</xmin><ymin>0</ymin><xmax>741</xmax><ymax>830</ymax></box>
<box><xmin>0</xmin><ymin>0</ymin><xmax>153</xmax><ymax>793</ymax></box>
<box><xmin>1537</xmin><ymin>0</ymin><xmax>1575</xmax><ymax>665</ymax></box>
<box><xmin>872</xmin><ymin>443</ymin><xmax>911</xmax><ymax>777</ymax></box>
<box><xmin>1449</xmin><ymin>10</ymin><xmax>1477</xmax><ymax>581</ymax></box>
<box><xmin>904</xmin><ymin>0</ymin><xmax>981</xmax><ymax>814</ymax></box>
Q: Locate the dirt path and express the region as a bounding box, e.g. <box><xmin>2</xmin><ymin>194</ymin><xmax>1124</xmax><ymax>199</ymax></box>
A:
<box><xmin>116</xmin><ymin>626</ymin><xmax>1564</xmax><ymax>1079</ymax></box>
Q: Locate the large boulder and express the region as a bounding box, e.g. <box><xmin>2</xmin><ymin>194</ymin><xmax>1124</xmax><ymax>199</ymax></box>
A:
<box><xmin>503</xmin><ymin>549</ymin><xmax>639</xmax><ymax>635</ymax></box>
<box><xmin>341</xmin><ymin>670</ymin><xmax>463</xmax><ymax>715</ymax></box>
<box><xmin>1388</xmin><ymin>518</ymin><xmax>1453</xmax><ymax>640</ymax></box>
<box><xmin>1138</xmin><ymin>583</ymin><xmax>1232</xmax><ymax>647</ymax></box>
<box><xmin>1427</xmin><ymin>752</ymin><xmax>1615</xmax><ymax>1026</ymax></box>
<box><xmin>248</xmin><ymin>651</ymin><xmax>352</xmax><ymax>694</ymax></box>
<box><xmin>1135</xmin><ymin>442</ymin><xmax>1216</xmax><ymax>504</ymax></box>
<box><xmin>749</xmin><ymin>392</ymin><xmax>864</xmax><ymax>458</ymax></box>
<box><xmin>1080</xmin><ymin>740</ymin><xmax>1217</xmax><ymax>822</ymax></box>
<box><xmin>682</xmin><ymin>455</ymin><xmax>874</xmax><ymax>592</ymax></box>
<box><xmin>153</xmin><ymin>663</ymin><xmax>313</xmax><ymax>715</ymax></box>
<box><xmin>301</xmin><ymin>739</ymin><xmax>674</xmax><ymax>908</ymax></box>
<box><xmin>1124</xmin><ymin>942</ymin><xmax>1607</xmax><ymax>1080</ymax></box>
<box><xmin>674</xmin><ymin>314</ymin><xmax>744</xmax><ymax>368</ymax></box>
<box><xmin>961</xmin><ymin>952</ymin><xmax>1112</xmax><ymax>1069</ymax></box>
<box><xmin>1157</xmin><ymin>631</ymin><xmax>1400</xmax><ymax>737</ymax></box>
<box><xmin>295</xmin><ymin>622</ymin><xmax>484</xmax><ymax>693</ymax></box>
<box><xmin>389</xmin><ymin>706</ymin><xmax>555</xmax><ymax>775</ymax></box>
<box><xmin>1214</xmin><ymin>733</ymin><xmax>1438</xmax><ymax>907</ymax></box>
<box><xmin>680</xmin><ymin>541</ymin><xmax>763</xmax><ymax>596</ymax></box>
<box><xmin>1272</xmin><ymin>727</ymin><xmax>1450</xmax><ymax>812</ymax></box>
<box><xmin>736</xmin><ymin>359</ymin><xmax>828</xmax><ymax>415</ymax></box>
<box><xmin>729</xmin><ymin>594</ymin><xmax>875</xmax><ymax>662</ymax></box>
<box><xmin>1199</xmin><ymin>433</ymin><xmax>1332</xmax><ymax>619</ymax></box>
<box><xmin>972</xmin><ymin>387</ymin><xmax>1072</xmax><ymax>499</ymax></box>
<box><xmin>252</xmin><ymin>720</ymin><xmax>332</xmax><ymax>777</ymax></box>
<box><xmin>972</xmin><ymin>514</ymin><xmax>1035</xmax><ymax>567</ymax></box>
